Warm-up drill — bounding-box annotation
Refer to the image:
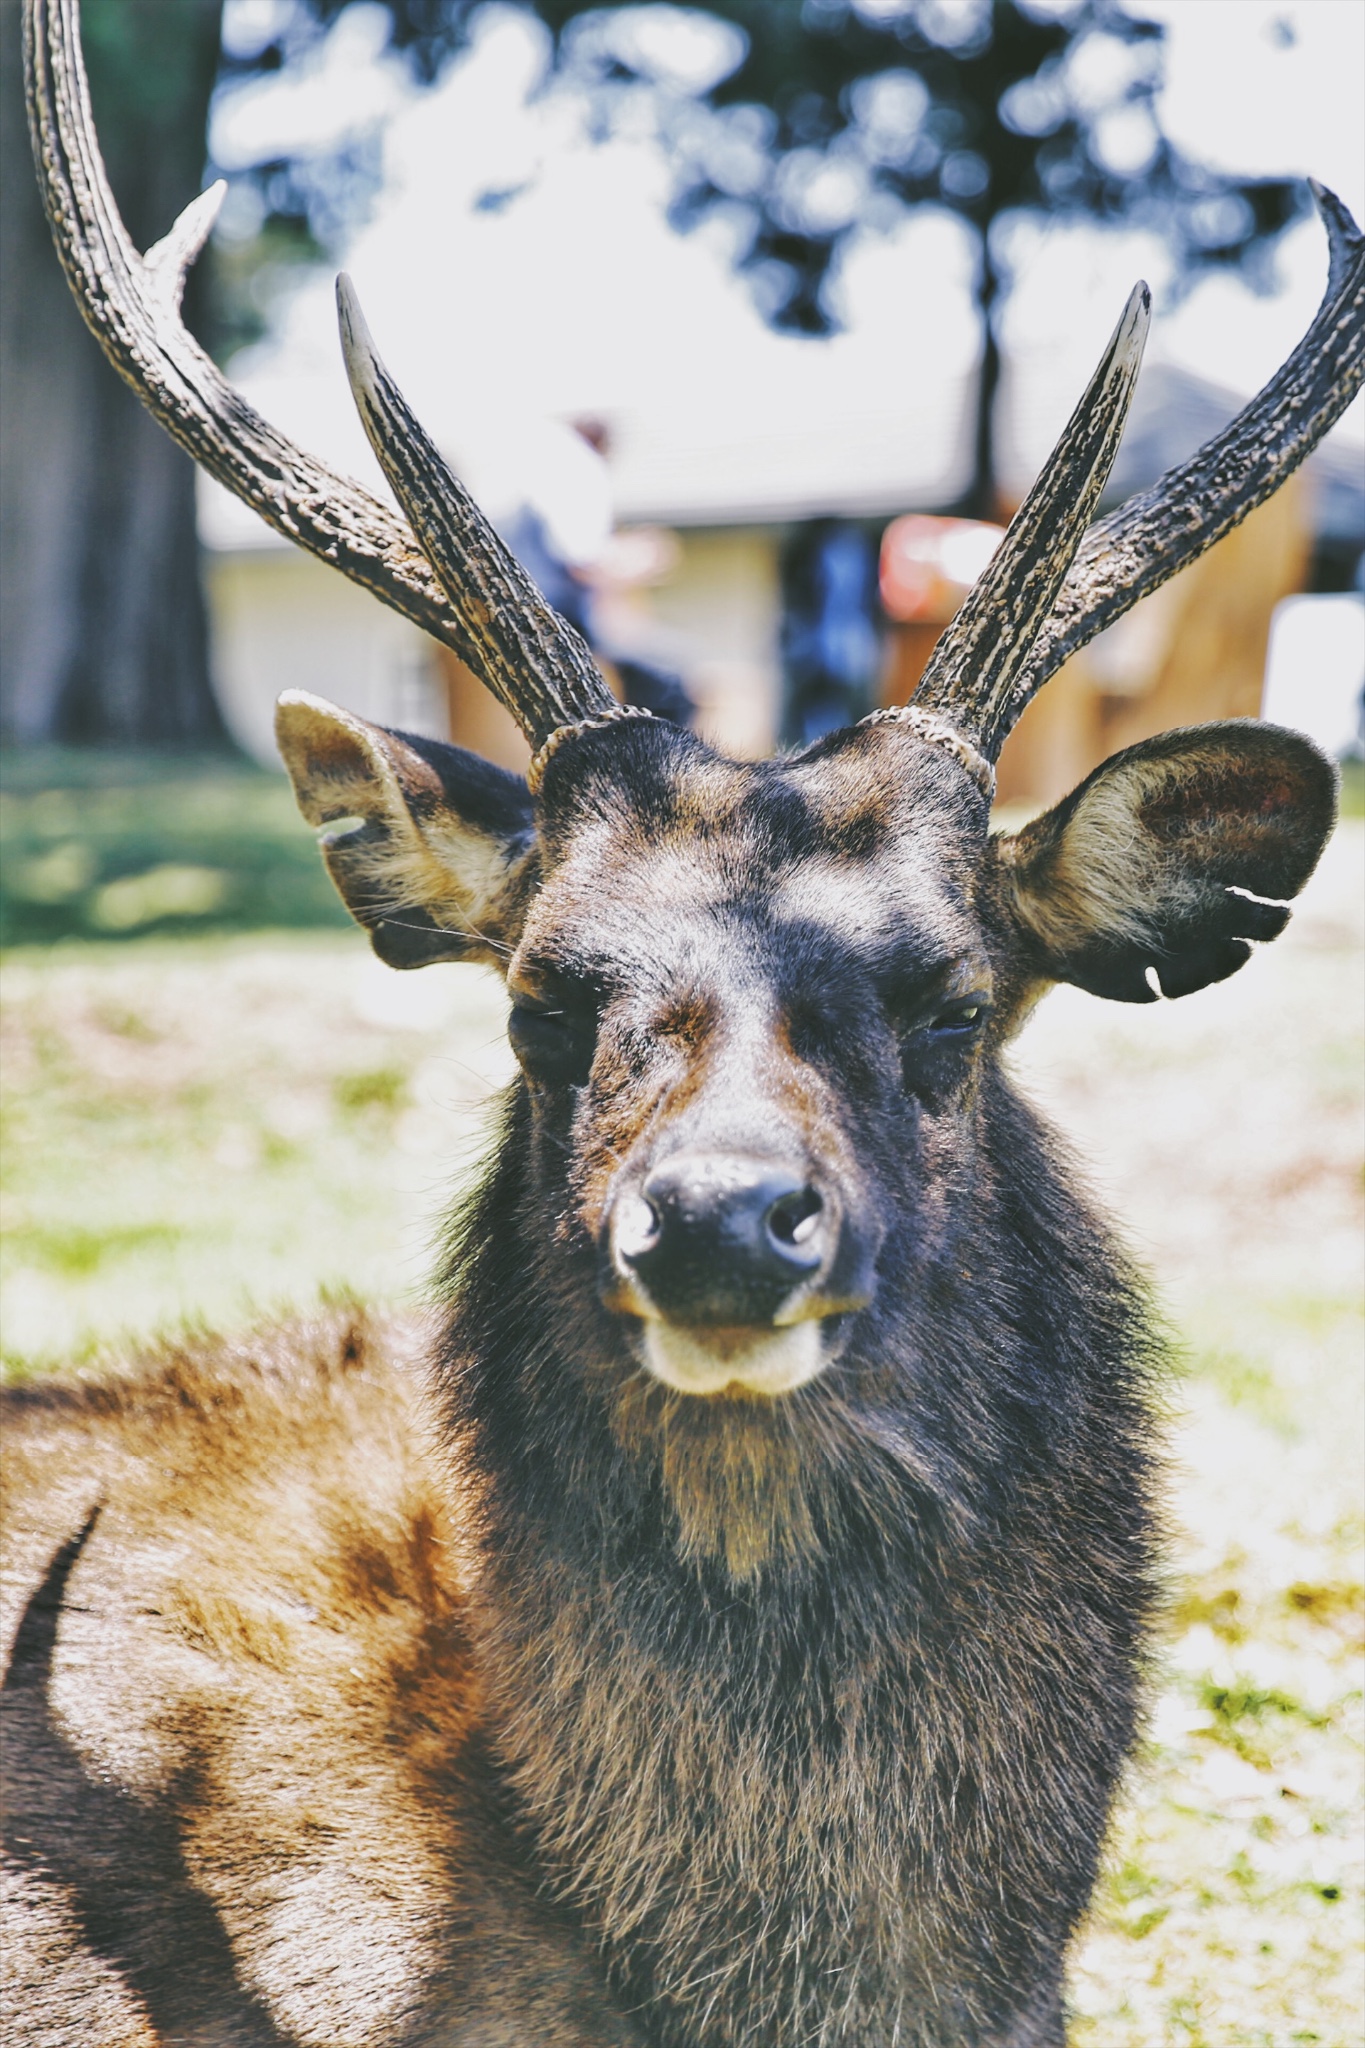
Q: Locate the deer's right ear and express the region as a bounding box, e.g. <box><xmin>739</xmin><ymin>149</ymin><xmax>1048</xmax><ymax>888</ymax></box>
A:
<box><xmin>275</xmin><ymin>692</ymin><xmax>537</xmax><ymax>971</ymax></box>
<box><xmin>991</xmin><ymin>721</ymin><xmax>1337</xmax><ymax>1003</ymax></box>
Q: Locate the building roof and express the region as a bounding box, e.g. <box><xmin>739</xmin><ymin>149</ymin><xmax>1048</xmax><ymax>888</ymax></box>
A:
<box><xmin>199</xmin><ymin>354</ymin><xmax>1361</xmax><ymax>554</ymax></box>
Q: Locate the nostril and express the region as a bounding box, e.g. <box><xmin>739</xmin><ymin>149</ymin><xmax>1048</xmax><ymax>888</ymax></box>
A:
<box><xmin>614</xmin><ymin>1192</ymin><xmax>661</xmax><ymax>1266</ymax></box>
<box><xmin>765</xmin><ymin>1186</ymin><xmax>824</xmax><ymax>1253</ymax></box>
<box><xmin>610</xmin><ymin>1160</ymin><xmax>836</xmax><ymax>1323</ymax></box>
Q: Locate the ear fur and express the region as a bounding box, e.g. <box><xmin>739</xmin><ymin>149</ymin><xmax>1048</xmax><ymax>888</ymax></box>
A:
<box><xmin>992</xmin><ymin>721</ymin><xmax>1338</xmax><ymax>1002</ymax></box>
<box><xmin>275</xmin><ymin>692</ymin><xmax>536</xmax><ymax>971</ymax></box>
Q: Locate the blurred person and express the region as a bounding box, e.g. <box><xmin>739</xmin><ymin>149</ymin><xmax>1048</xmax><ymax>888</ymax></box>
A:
<box><xmin>501</xmin><ymin>417</ymin><xmax>693</xmax><ymax>726</ymax></box>
<box><xmin>779</xmin><ymin>519</ymin><xmax>881</xmax><ymax>747</ymax></box>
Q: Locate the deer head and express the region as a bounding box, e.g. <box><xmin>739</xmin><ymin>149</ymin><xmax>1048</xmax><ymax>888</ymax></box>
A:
<box><xmin>25</xmin><ymin>0</ymin><xmax>1356</xmax><ymax>1412</ymax></box>
<box><xmin>266</xmin><ymin>272</ymin><xmax>1340</xmax><ymax>1402</ymax></box>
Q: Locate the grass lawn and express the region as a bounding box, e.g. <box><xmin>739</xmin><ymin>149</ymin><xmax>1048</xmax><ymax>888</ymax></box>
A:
<box><xmin>1</xmin><ymin>753</ymin><xmax>1360</xmax><ymax>2042</ymax></box>
<box><xmin>0</xmin><ymin>747</ymin><xmax>348</xmax><ymax>946</ymax></box>
<box><xmin>0</xmin><ymin>932</ymin><xmax>514</xmax><ymax>1366</ymax></box>
<box><xmin>1009</xmin><ymin>824</ymin><xmax>1364</xmax><ymax>2044</ymax></box>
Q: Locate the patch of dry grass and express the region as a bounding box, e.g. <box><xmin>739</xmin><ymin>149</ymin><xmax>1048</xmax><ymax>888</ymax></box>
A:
<box><xmin>0</xmin><ymin>934</ymin><xmax>513</xmax><ymax>1369</ymax></box>
<box><xmin>1008</xmin><ymin>824</ymin><xmax>1363</xmax><ymax>2042</ymax></box>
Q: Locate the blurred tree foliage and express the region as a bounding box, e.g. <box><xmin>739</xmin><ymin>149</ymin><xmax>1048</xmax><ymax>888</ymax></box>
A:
<box><xmin>215</xmin><ymin>0</ymin><xmax>1307</xmax><ymax>514</ymax></box>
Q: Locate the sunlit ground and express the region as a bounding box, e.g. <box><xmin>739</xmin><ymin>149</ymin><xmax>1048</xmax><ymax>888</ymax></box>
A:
<box><xmin>1010</xmin><ymin>822</ymin><xmax>1364</xmax><ymax>2045</ymax></box>
<box><xmin>0</xmin><ymin>796</ymin><xmax>1360</xmax><ymax>2042</ymax></box>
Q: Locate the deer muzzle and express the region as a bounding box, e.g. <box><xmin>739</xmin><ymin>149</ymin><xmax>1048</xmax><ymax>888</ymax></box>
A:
<box><xmin>603</xmin><ymin>1152</ymin><xmax>873</xmax><ymax>1396</ymax></box>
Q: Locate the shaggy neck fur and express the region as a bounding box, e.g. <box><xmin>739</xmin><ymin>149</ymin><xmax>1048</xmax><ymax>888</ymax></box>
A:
<box><xmin>433</xmin><ymin>1077</ymin><xmax>1161</xmax><ymax>2048</ymax></box>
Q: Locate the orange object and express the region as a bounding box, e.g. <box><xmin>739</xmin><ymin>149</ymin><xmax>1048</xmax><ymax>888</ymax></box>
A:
<box><xmin>879</xmin><ymin>515</ymin><xmax>1005</xmax><ymax>625</ymax></box>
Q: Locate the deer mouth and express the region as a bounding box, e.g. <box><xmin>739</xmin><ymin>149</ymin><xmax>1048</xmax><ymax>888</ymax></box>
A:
<box><xmin>639</xmin><ymin>1320</ymin><xmax>828</xmax><ymax>1398</ymax></box>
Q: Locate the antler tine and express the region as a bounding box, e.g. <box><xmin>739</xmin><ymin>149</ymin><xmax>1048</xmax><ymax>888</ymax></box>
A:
<box><xmin>24</xmin><ymin>0</ymin><xmax>610</xmax><ymax>747</ymax></box>
<box><xmin>912</xmin><ymin>284</ymin><xmax>1150</xmax><ymax>760</ymax></box>
<box><xmin>336</xmin><ymin>279</ymin><xmax>614</xmax><ymax>746</ymax></box>
<box><xmin>986</xmin><ymin>185</ymin><xmax>1365</xmax><ymax>760</ymax></box>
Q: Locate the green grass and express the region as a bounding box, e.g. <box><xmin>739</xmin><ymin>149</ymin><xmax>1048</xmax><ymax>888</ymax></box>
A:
<box><xmin>12</xmin><ymin>1219</ymin><xmax>185</xmax><ymax>1277</ymax></box>
<box><xmin>0</xmin><ymin>747</ymin><xmax>349</xmax><ymax>945</ymax></box>
<box><xmin>0</xmin><ymin>930</ymin><xmax>514</xmax><ymax>1375</ymax></box>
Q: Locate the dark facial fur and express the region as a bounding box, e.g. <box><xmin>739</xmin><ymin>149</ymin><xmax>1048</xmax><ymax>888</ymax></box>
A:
<box><xmin>429</xmin><ymin>717</ymin><xmax>1159</xmax><ymax>2045</ymax></box>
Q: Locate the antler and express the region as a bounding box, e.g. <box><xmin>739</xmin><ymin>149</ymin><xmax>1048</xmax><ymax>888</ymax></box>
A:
<box><xmin>334</xmin><ymin>279</ymin><xmax>612</xmax><ymax>747</ymax></box>
<box><xmin>23</xmin><ymin>0</ymin><xmax>614</xmax><ymax>747</ymax></box>
<box><xmin>918</xmin><ymin>185</ymin><xmax>1365</xmax><ymax>763</ymax></box>
<box><xmin>911</xmin><ymin>284</ymin><xmax>1149</xmax><ymax>757</ymax></box>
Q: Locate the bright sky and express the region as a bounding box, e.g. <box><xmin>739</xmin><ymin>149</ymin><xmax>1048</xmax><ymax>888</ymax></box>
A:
<box><xmin>202</xmin><ymin>0</ymin><xmax>1364</xmax><ymax>547</ymax></box>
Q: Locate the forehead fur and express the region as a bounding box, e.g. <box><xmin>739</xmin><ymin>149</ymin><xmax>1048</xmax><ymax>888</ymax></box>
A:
<box><xmin>526</xmin><ymin>719</ymin><xmax>989</xmax><ymax>976</ymax></box>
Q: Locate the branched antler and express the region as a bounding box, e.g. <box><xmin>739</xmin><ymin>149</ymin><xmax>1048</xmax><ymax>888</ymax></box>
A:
<box><xmin>334</xmin><ymin>278</ymin><xmax>612</xmax><ymax>746</ymax></box>
<box><xmin>27</xmin><ymin>0</ymin><xmax>1363</xmax><ymax>770</ymax></box>
<box><xmin>24</xmin><ymin>0</ymin><xmax>614</xmax><ymax>747</ymax></box>
<box><xmin>916</xmin><ymin>183</ymin><xmax>1365</xmax><ymax>763</ymax></box>
<box><xmin>999</xmin><ymin>185</ymin><xmax>1365</xmax><ymax>758</ymax></box>
<box><xmin>911</xmin><ymin>284</ymin><xmax>1149</xmax><ymax>754</ymax></box>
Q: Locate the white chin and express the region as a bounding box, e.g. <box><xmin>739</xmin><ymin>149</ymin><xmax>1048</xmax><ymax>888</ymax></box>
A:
<box><xmin>642</xmin><ymin>1321</ymin><xmax>827</xmax><ymax>1398</ymax></box>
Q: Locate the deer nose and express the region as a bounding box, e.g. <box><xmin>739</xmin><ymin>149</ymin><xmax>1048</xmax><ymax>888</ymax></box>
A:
<box><xmin>611</xmin><ymin>1156</ymin><xmax>831</xmax><ymax>1326</ymax></box>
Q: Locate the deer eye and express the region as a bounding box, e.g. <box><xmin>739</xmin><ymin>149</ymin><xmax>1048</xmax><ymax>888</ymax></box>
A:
<box><xmin>508</xmin><ymin>996</ymin><xmax>597</xmax><ymax>1087</ymax></box>
<box><xmin>926</xmin><ymin>997</ymin><xmax>989</xmax><ymax>1037</ymax></box>
<box><xmin>898</xmin><ymin>990</ymin><xmax>991</xmax><ymax>1097</ymax></box>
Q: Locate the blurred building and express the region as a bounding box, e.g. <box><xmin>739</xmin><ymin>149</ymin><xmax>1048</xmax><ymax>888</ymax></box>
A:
<box><xmin>202</xmin><ymin>359</ymin><xmax>1363</xmax><ymax>800</ymax></box>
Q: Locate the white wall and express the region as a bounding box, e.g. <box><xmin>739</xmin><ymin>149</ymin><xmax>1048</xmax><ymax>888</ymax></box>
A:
<box><xmin>1262</xmin><ymin>595</ymin><xmax>1365</xmax><ymax>758</ymax></box>
<box><xmin>207</xmin><ymin>547</ymin><xmax>447</xmax><ymax>767</ymax></box>
<box><xmin>207</xmin><ymin>525</ymin><xmax>787</xmax><ymax>766</ymax></box>
<box><xmin>644</xmin><ymin>527</ymin><xmax>783</xmax><ymax>759</ymax></box>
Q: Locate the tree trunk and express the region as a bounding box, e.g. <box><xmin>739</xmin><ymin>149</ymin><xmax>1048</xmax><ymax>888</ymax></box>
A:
<box><xmin>0</xmin><ymin>0</ymin><xmax>228</xmax><ymax>746</ymax></box>
<box><xmin>960</xmin><ymin>233</ymin><xmax>1002</xmax><ymax>524</ymax></box>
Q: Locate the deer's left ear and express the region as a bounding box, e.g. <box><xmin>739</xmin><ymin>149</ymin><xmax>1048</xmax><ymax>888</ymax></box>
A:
<box><xmin>276</xmin><ymin>692</ymin><xmax>536</xmax><ymax>971</ymax></box>
<box><xmin>993</xmin><ymin>722</ymin><xmax>1338</xmax><ymax>1002</ymax></box>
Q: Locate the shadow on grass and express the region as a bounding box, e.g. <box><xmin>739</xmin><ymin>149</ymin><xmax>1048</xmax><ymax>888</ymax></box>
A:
<box><xmin>0</xmin><ymin>748</ymin><xmax>350</xmax><ymax>945</ymax></box>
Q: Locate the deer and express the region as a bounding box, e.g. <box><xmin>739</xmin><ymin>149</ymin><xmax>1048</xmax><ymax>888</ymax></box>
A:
<box><xmin>4</xmin><ymin>2</ymin><xmax>1362</xmax><ymax>2043</ymax></box>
